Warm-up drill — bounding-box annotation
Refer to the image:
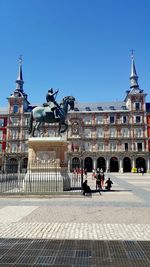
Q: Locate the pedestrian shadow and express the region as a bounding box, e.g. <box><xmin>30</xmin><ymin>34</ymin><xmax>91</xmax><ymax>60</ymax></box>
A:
<box><xmin>92</xmin><ymin>189</ymin><xmax>132</xmax><ymax>193</ymax></box>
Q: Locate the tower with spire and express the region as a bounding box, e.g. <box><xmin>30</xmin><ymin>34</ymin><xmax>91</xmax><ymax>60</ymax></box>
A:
<box><xmin>125</xmin><ymin>52</ymin><xmax>146</xmax><ymax>111</ymax></box>
<box><xmin>8</xmin><ymin>56</ymin><xmax>30</xmax><ymax>113</ymax></box>
<box><xmin>6</xmin><ymin>57</ymin><xmax>30</xmax><ymax>165</ymax></box>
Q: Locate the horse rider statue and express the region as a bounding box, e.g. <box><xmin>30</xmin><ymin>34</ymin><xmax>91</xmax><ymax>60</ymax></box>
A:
<box><xmin>43</xmin><ymin>88</ymin><xmax>60</xmax><ymax>118</ymax></box>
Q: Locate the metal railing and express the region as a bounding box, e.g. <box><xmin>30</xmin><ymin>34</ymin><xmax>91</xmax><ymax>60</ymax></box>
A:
<box><xmin>0</xmin><ymin>163</ymin><xmax>82</xmax><ymax>195</ymax></box>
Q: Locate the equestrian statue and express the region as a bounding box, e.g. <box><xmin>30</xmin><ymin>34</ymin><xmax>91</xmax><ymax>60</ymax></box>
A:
<box><xmin>28</xmin><ymin>88</ymin><xmax>75</xmax><ymax>137</ymax></box>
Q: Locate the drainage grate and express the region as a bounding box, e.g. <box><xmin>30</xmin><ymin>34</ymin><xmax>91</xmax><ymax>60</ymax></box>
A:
<box><xmin>40</xmin><ymin>249</ymin><xmax>58</xmax><ymax>257</ymax></box>
<box><xmin>16</xmin><ymin>255</ymin><xmax>37</xmax><ymax>264</ymax></box>
<box><xmin>127</xmin><ymin>250</ymin><xmax>145</xmax><ymax>259</ymax></box>
<box><xmin>0</xmin><ymin>255</ymin><xmax>18</xmax><ymax>264</ymax></box>
<box><xmin>75</xmin><ymin>249</ymin><xmax>92</xmax><ymax>257</ymax></box>
<box><xmin>57</xmin><ymin>249</ymin><xmax>76</xmax><ymax>257</ymax></box>
<box><xmin>0</xmin><ymin>238</ymin><xmax>149</xmax><ymax>266</ymax></box>
<box><xmin>35</xmin><ymin>256</ymin><xmax>55</xmax><ymax>265</ymax></box>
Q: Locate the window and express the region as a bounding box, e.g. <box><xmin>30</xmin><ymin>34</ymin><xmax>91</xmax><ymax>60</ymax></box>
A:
<box><xmin>11</xmin><ymin>130</ymin><xmax>18</xmax><ymax>139</ymax></box>
<box><xmin>109</xmin><ymin>106</ymin><xmax>115</xmax><ymax>110</ymax></box>
<box><xmin>84</xmin><ymin>142</ymin><xmax>92</xmax><ymax>151</ymax></box>
<box><xmin>110</xmin><ymin>116</ymin><xmax>115</xmax><ymax>124</ymax></box>
<box><xmin>135</xmin><ymin>116</ymin><xmax>141</xmax><ymax>123</ymax></box>
<box><xmin>11</xmin><ymin>143</ymin><xmax>18</xmax><ymax>153</ymax></box>
<box><xmin>96</xmin><ymin>115</ymin><xmax>103</xmax><ymax>124</ymax></box>
<box><xmin>98</xmin><ymin>143</ymin><xmax>104</xmax><ymax>151</ymax></box>
<box><xmin>84</xmin><ymin>129</ymin><xmax>91</xmax><ymax>138</ymax></box>
<box><xmin>22</xmin><ymin>143</ymin><xmax>28</xmax><ymax>152</ymax></box>
<box><xmin>0</xmin><ymin>131</ymin><xmax>3</xmax><ymax>140</ymax></box>
<box><xmin>110</xmin><ymin>142</ymin><xmax>116</xmax><ymax>151</ymax></box>
<box><xmin>11</xmin><ymin>117</ymin><xmax>19</xmax><ymax>126</ymax></box>
<box><xmin>97</xmin><ymin>106</ymin><xmax>103</xmax><ymax>111</ymax></box>
<box><xmin>110</xmin><ymin>128</ymin><xmax>116</xmax><ymax>137</ymax></box>
<box><xmin>72</xmin><ymin>122</ymin><xmax>79</xmax><ymax>135</ymax></box>
<box><xmin>123</xmin><ymin>116</ymin><xmax>127</xmax><ymax>123</ymax></box>
<box><xmin>122</xmin><ymin>128</ymin><xmax>129</xmax><ymax>137</ymax></box>
<box><xmin>137</xmin><ymin>143</ymin><xmax>142</xmax><ymax>151</ymax></box>
<box><xmin>24</xmin><ymin>130</ymin><xmax>29</xmax><ymax>139</ymax></box>
<box><xmin>0</xmin><ymin>119</ymin><xmax>4</xmax><ymax>127</ymax></box>
<box><xmin>13</xmin><ymin>105</ymin><xmax>19</xmax><ymax>113</ymax></box>
<box><xmin>135</xmin><ymin>102</ymin><xmax>140</xmax><ymax>111</ymax></box>
<box><xmin>125</xmin><ymin>143</ymin><xmax>128</xmax><ymax>151</ymax></box>
<box><xmin>74</xmin><ymin>107</ymin><xmax>79</xmax><ymax>111</ymax></box>
<box><xmin>85</xmin><ymin>107</ymin><xmax>91</xmax><ymax>111</ymax></box>
<box><xmin>23</xmin><ymin>117</ymin><xmax>29</xmax><ymax>126</ymax></box>
<box><xmin>48</xmin><ymin>129</ymin><xmax>55</xmax><ymax>137</ymax></box>
<box><xmin>97</xmin><ymin>128</ymin><xmax>103</xmax><ymax>137</ymax></box>
<box><xmin>135</xmin><ymin>128</ymin><xmax>142</xmax><ymax>137</ymax></box>
<box><xmin>84</xmin><ymin>116</ymin><xmax>91</xmax><ymax>124</ymax></box>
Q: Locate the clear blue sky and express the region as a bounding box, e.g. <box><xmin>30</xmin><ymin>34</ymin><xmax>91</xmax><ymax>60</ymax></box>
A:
<box><xmin>0</xmin><ymin>0</ymin><xmax>150</xmax><ymax>107</ymax></box>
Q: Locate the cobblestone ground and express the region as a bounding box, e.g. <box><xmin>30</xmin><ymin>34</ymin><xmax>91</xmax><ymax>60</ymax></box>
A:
<box><xmin>0</xmin><ymin>173</ymin><xmax>149</xmax><ymax>266</ymax></box>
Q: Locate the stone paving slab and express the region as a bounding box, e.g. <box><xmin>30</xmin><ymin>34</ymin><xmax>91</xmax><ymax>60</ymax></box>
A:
<box><xmin>0</xmin><ymin>222</ymin><xmax>150</xmax><ymax>241</ymax></box>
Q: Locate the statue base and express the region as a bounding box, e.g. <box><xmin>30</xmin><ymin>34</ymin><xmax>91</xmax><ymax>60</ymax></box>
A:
<box><xmin>24</xmin><ymin>137</ymin><xmax>70</xmax><ymax>193</ymax></box>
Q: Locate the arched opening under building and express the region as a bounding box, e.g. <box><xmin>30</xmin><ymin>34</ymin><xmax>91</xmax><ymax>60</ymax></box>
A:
<box><xmin>110</xmin><ymin>157</ymin><xmax>119</xmax><ymax>172</ymax></box>
<box><xmin>123</xmin><ymin>157</ymin><xmax>131</xmax><ymax>172</ymax></box>
<box><xmin>6</xmin><ymin>158</ymin><xmax>18</xmax><ymax>173</ymax></box>
<box><xmin>84</xmin><ymin>157</ymin><xmax>93</xmax><ymax>172</ymax></box>
<box><xmin>71</xmin><ymin>157</ymin><xmax>80</xmax><ymax>171</ymax></box>
<box><xmin>136</xmin><ymin>157</ymin><xmax>146</xmax><ymax>173</ymax></box>
<box><xmin>21</xmin><ymin>158</ymin><xmax>28</xmax><ymax>173</ymax></box>
<box><xmin>97</xmin><ymin>157</ymin><xmax>106</xmax><ymax>172</ymax></box>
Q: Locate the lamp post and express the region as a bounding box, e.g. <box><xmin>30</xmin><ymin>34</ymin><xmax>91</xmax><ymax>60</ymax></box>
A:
<box><xmin>80</xmin><ymin>153</ymin><xmax>84</xmax><ymax>190</ymax></box>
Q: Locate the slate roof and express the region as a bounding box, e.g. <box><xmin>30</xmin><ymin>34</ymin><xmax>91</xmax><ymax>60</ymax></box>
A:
<box><xmin>72</xmin><ymin>101</ymin><xmax>128</xmax><ymax>112</ymax></box>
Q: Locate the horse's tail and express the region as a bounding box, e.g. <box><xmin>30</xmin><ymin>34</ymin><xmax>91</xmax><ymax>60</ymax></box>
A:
<box><xmin>28</xmin><ymin>112</ymin><xmax>33</xmax><ymax>135</ymax></box>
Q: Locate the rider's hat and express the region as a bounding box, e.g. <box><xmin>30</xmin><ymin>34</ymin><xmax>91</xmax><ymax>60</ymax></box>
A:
<box><xmin>48</xmin><ymin>88</ymin><xmax>53</xmax><ymax>93</ymax></box>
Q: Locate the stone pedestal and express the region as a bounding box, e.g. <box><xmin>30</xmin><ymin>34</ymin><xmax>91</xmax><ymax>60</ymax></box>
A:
<box><xmin>25</xmin><ymin>137</ymin><xmax>70</xmax><ymax>193</ymax></box>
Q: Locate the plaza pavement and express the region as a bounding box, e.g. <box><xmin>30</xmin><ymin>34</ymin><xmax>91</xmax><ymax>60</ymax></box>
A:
<box><xmin>0</xmin><ymin>172</ymin><xmax>150</xmax><ymax>241</ymax></box>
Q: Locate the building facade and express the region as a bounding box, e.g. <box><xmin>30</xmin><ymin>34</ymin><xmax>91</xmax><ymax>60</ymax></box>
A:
<box><xmin>0</xmin><ymin>56</ymin><xmax>150</xmax><ymax>173</ymax></box>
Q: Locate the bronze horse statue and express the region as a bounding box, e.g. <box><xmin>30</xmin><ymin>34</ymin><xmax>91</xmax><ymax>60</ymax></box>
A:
<box><xmin>28</xmin><ymin>96</ymin><xmax>75</xmax><ymax>137</ymax></box>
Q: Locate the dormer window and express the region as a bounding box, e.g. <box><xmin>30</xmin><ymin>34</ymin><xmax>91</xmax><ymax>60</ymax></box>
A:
<box><xmin>109</xmin><ymin>106</ymin><xmax>115</xmax><ymax>110</ymax></box>
<box><xmin>13</xmin><ymin>105</ymin><xmax>19</xmax><ymax>113</ymax></box>
<box><xmin>74</xmin><ymin>107</ymin><xmax>79</xmax><ymax>111</ymax></box>
<box><xmin>121</xmin><ymin>105</ymin><xmax>127</xmax><ymax>110</ymax></box>
<box><xmin>85</xmin><ymin>107</ymin><xmax>91</xmax><ymax>111</ymax></box>
<box><xmin>97</xmin><ymin>106</ymin><xmax>103</xmax><ymax>111</ymax></box>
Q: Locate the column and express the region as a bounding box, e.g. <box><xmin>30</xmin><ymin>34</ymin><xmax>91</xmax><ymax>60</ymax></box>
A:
<box><xmin>106</xmin><ymin>158</ymin><xmax>109</xmax><ymax>172</ymax></box>
<box><xmin>93</xmin><ymin>157</ymin><xmax>96</xmax><ymax>170</ymax></box>
<box><xmin>68</xmin><ymin>157</ymin><xmax>71</xmax><ymax>172</ymax></box>
<box><xmin>119</xmin><ymin>158</ymin><xmax>123</xmax><ymax>173</ymax></box>
<box><xmin>132</xmin><ymin>158</ymin><xmax>135</xmax><ymax>171</ymax></box>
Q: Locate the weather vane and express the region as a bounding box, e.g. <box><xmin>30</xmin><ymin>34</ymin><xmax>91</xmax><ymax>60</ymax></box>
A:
<box><xmin>19</xmin><ymin>54</ymin><xmax>23</xmax><ymax>64</ymax></box>
<box><xmin>130</xmin><ymin>49</ymin><xmax>134</xmax><ymax>59</ymax></box>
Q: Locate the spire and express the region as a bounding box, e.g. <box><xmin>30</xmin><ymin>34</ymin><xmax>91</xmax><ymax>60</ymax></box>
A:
<box><xmin>16</xmin><ymin>55</ymin><xmax>24</xmax><ymax>91</ymax></box>
<box><xmin>130</xmin><ymin>51</ymin><xmax>139</xmax><ymax>89</ymax></box>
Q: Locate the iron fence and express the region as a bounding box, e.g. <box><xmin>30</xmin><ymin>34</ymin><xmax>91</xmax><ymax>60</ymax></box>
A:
<box><xmin>0</xmin><ymin>163</ymin><xmax>82</xmax><ymax>195</ymax></box>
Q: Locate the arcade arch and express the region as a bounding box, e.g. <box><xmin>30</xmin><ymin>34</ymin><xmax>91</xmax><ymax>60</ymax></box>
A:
<box><xmin>97</xmin><ymin>157</ymin><xmax>106</xmax><ymax>172</ymax></box>
<box><xmin>123</xmin><ymin>157</ymin><xmax>131</xmax><ymax>172</ymax></box>
<box><xmin>110</xmin><ymin>157</ymin><xmax>119</xmax><ymax>172</ymax></box>
<box><xmin>84</xmin><ymin>157</ymin><xmax>93</xmax><ymax>172</ymax></box>
<box><xmin>136</xmin><ymin>157</ymin><xmax>146</xmax><ymax>173</ymax></box>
